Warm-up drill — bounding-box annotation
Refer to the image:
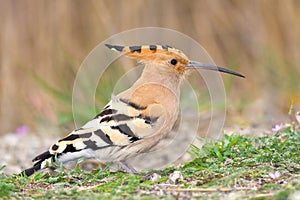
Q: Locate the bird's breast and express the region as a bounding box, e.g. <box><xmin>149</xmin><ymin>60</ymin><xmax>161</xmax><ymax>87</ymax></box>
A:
<box><xmin>118</xmin><ymin>83</ymin><xmax>180</xmax><ymax>138</ymax></box>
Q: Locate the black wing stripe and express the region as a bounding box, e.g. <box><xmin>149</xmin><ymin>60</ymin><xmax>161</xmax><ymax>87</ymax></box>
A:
<box><xmin>100</xmin><ymin>114</ymin><xmax>132</xmax><ymax>123</ymax></box>
<box><xmin>111</xmin><ymin>124</ymin><xmax>140</xmax><ymax>143</ymax></box>
<box><xmin>136</xmin><ymin>114</ymin><xmax>159</xmax><ymax>125</ymax></box>
<box><xmin>58</xmin><ymin>132</ymin><xmax>92</xmax><ymax>142</ymax></box>
<box><xmin>62</xmin><ymin>144</ymin><xmax>79</xmax><ymax>154</ymax></box>
<box><xmin>111</xmin><ymin>124</ymin><xmax>135</xmax><ymax>138</ymax></box>
<box><xmin>21</xmin><ymin>162</ymin><xmax>43</xmax><ymax>177</ymax></box>
<box><xmin>83</xmin><ymin>140</ymin><xmax>112</xmax><ymax>150</ymax></box>
<box><xmin>83</xmin><ymin>140</ymin><xmax>98</xmax><ymax>150</ymax></box>
<box><xmin>94</xmin><ymin>108</ymin><xmax>117</xmax><ymax>118</ymax></box>
<box><xmin>138</xmin><ymin>115</ymin><xmax>159</xmax><ymax>125</ymax></box>
<box><xmin>119</xmin><ymin>98</ymin><xmax>147</xmax><ymax>110</ymax></box>
<box><xmin>103</xmin><ymin>104</ymin><xmax>110</xmax><ymax>109</ymax></box>
<box><xmin>32</xmin><ymin>150</ymin><xmax>52</xmax><ymax>162</ymax></box>
<box><xmin>94</xmin><ymin>129</ymin><xmax>114</xmax><ymax>145</ymax></box>
<box><xmin>58</xmin><ymin>134</ymin><xmax>79</xmax><ymax>142</ymax></box>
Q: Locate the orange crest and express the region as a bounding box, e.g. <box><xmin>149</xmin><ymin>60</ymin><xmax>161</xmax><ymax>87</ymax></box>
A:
<box><xmin>106</xmin><ymin>44</ymin><xmax>190</xmax><ymax>74</ymax></box>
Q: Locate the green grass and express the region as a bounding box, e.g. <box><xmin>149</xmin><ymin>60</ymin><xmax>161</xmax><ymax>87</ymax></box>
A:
<box><xmin>1</xmin><ymin>123</ymin><xmax>299</xmax><ymax>199</ymax></box>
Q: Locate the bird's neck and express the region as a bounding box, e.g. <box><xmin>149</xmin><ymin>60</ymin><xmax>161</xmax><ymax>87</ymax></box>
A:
<box><xmin>117</xmin><ymin>63</ymin><xmax>183</xmax><ymax>120</ymax></box>
<box><xmin>132</xmin><ymin>63</ymin><xmax>183</xmax><ymax>96</ymax></box>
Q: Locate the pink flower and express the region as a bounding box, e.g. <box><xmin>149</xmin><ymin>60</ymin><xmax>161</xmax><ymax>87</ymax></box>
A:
<box><xmin>272</xmin><ymin>123</ymin><xmax>284</xmax><ymax>132</ymax></box>
<box><xmin>269</xmin><ymin>171</ymin><xmax>281</xmax><ymax>179</ymax></box>
<box><xmin>16</xmin><ymin>125</ymin><xmax>30</xmax><ymax>136</ymax></box>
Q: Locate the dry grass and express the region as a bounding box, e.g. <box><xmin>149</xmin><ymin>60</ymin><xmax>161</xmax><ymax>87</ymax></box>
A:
<box><xmin>0</xmin><ymin>0</ymin><xmax>299</xmax><ymax>134</ymax></box>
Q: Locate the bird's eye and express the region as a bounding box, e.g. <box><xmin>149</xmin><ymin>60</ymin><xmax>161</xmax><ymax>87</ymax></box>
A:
<box><xmin>170</xmin><ymin>59</ymin><xmax>178</xmax><ymax>65</ymax></box>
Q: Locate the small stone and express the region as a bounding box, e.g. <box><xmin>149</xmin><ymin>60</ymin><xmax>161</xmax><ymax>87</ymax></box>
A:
<box><xmin>224</xmin><ymin>158</ymin><xmax>234</xmax><ymax>165</ymax></box>
<box><xmin>143</xmin><ymin>172</ymin><xmax>162</xmax><ymax>181</ymax></box>
<box><xmin>150</xmin><ymin>173</ymin><xmax>162</xmax><ymax>181</ymax></box>
<box><xmin>168</xmin><ymin>170</ymin><xmax>183</xmax><ymax>184</ymax></box>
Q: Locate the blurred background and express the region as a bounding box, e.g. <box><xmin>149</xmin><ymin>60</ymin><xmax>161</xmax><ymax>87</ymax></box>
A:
<box><xmin>0</xmin><ymin>0</ymin><xmax>299</xmax><ymax>136</ymax></box>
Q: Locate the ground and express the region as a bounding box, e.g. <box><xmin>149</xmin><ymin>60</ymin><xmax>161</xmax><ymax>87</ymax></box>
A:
<box><xmin>0</xmin><ymin>122</ymin><xmax>299</xmax><ymax>199</ymax></box>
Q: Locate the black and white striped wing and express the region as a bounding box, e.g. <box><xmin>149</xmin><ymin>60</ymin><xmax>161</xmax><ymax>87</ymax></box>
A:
<box><xmin>21</xmin><ymin>98</ymin><xmax>161</xmax><ymax>176</ymax></box>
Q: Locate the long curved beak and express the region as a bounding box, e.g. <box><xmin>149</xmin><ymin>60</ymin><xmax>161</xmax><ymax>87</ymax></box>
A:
<box><xmin>187</xmin><ymin>61</ymin><xmax>245</xmax><ymax>78</ymax></box>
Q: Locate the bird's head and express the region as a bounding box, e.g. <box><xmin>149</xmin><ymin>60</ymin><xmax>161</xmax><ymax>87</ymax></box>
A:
<box><xmin>105</xmin><ymin>44</ymin><xmax>245</xmax><ymax>78</ymax></box>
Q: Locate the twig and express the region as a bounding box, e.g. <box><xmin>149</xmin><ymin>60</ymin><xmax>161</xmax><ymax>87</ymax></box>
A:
<box><xmin>165</xmin><ymin>187</ymin><xmax>253</xmax><ymax>193</ymax></box>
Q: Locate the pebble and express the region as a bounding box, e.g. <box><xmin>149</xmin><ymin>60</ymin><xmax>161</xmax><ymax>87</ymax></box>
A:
<box><xmin>168</xmin><ymin>170</ymin><xmax>183</xmax><ymax>184</ymax></box>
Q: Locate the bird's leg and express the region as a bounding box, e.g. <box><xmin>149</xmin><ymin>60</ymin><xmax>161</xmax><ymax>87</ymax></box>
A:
<box><xmin>116</xmin><ymin>160</ymin><xmax>138</xmax><ymax>175</ymax></box>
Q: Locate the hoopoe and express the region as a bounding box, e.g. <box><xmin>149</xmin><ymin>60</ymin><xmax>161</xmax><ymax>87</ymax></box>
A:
<box><xmin>21</xmin><ymin>44</ymin><xmax>244</xmax><ymax>176</ymax></box>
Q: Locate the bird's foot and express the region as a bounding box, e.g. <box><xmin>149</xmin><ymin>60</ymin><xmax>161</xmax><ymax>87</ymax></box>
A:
<box><xmin>116</xmin><ymin>160</ymin><xmax>138</xmax><ymax>175</ymax></box>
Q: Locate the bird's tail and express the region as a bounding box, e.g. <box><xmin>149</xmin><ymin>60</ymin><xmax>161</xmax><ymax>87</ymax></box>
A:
<box><xmin>20</xmin><ymin>150</ymin><xmax>55</xmax><ymax>177</ymax></box>
<box><xmin>20</xmin><ymin>128</ymin><xmax>100</xmax><ymax>176</ymax></box>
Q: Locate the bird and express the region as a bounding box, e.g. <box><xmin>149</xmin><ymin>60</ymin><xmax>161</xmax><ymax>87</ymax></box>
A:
<box><xmin>20</xmin><ymin>44</ymin><xmax>244</xmax><ymax>176</ymax></box>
